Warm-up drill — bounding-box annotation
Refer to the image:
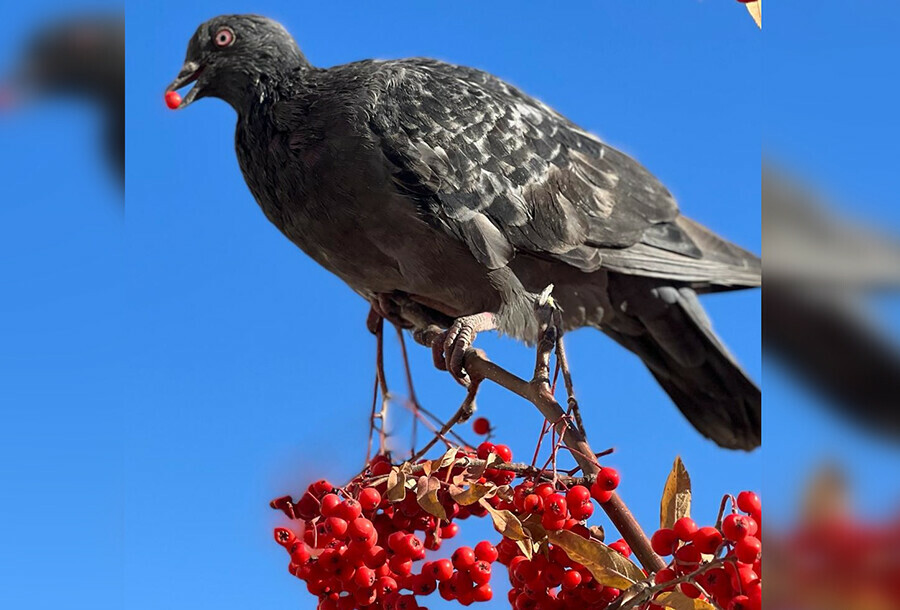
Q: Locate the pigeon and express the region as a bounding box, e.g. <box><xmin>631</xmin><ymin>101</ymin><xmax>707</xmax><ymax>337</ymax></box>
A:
<box><xmin>166</xmin><ymin>14</ymin><xmax>761</xmax><ymax>450</ymax></box>
<box><xmin>4</xmin><ymin>14</ymin><xmax>124</xmax><ymax>183</ymax></box>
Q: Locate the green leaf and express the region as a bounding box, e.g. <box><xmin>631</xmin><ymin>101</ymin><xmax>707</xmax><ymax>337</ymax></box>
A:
<box><xmin>660</xmin><ymin>456</ymin><xmax>691</xmax><ymax>530</ymax></box>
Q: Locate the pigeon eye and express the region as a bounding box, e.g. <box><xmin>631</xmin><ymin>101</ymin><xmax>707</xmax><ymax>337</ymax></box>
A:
<box><xmin>214</xmin><ymin>27</ymin><xmax>234</xmax><ymax>48</ymax></box>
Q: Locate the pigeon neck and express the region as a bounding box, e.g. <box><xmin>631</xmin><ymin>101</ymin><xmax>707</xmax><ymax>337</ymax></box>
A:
<box><xmin>231</xmin><ymin>58</ymin><xmax>309</xmax><ymax>116</ymax></box>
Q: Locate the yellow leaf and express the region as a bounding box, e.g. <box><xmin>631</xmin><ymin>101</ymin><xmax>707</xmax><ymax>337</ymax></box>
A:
<box><xmin>479</xmin><ymin>499</ymin><xmax>529</xmax><ymax>541</ymax></box>
<box><xmin>546</xmin><ymin>530</ymin><xmax>642</xmax><ymax>590</ymax></box>
<box><xmin>660</xmin><ymin>456</ymin><xmax>691</xmax><ymax>530</ymax></box>
<box><xmin>656</xmin><ymin>591</ymin><xmax>718</xmax><ymax>610</ymax></box>
<box><xmin>416</xmin><ymin>476</ymin><xmax>447</xmax><ymax>520</ymax></box>
<box><xmin>746</xmin><ymin>0</ymin><xmax>761</xmax><ymax>29</ymax></box>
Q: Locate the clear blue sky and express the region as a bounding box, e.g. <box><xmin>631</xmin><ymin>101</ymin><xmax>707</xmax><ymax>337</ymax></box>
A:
<box><xmin>2</xmin><ymin>2</ymin><xmax>766</xmax><ymax>609</ymax></box>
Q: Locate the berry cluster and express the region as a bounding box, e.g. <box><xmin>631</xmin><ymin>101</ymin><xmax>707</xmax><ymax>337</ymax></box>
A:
<box><xmin>494</xmin><ymin>474</ymin><xmax>628</xmax><ymax>610</ymax></box>
<box><xmin>271</xmin><ymin>446</ymin><xmax>519</xmax><ymax>610</ymax></box>
<box><xmin>272</xmin><ymin>442</ymin><xmax>760</xmax><ymax>610</ymax></box>
<box><xmin>649</xmin><ymin>491</ymin><xmax>762</xmax><ymax>610</ymax></box>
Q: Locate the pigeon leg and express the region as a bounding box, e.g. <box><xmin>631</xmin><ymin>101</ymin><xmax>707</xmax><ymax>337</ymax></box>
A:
<box><xmin>437</xmin><ymin>312</ymin><xmax>497</xmax><ymax>385</ymax></box>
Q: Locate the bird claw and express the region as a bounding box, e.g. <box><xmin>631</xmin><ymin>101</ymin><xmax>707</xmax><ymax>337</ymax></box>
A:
<box><xmin>432</xmin><ymin>312</ymin><xmax>496</xmax><ymax>386</ymax></box>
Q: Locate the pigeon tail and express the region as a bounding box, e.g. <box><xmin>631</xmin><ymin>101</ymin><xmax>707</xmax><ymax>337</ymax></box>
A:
<box><xmin>602</xmin><ymin>282</ymin><xmax>761</xmax><ymax>450</ymax></box>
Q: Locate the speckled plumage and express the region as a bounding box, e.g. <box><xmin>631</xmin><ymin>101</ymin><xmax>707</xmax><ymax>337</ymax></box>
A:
<box><xmin>168</xmin><ymin>15</ymin><xmax>761</xmax><ymax>449</ymax></box>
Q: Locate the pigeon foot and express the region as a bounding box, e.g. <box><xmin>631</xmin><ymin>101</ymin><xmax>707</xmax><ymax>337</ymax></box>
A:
<box><xmin>434</xmin><ymin>312</ymin><xmax>497</xmax><ymax>385</ymax></box>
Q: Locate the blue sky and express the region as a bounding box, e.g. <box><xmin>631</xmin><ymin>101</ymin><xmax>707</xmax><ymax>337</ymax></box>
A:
<box><xmin>1</xmin><ymin>2</ymin><xmax>766</xmax><ymax>609</ymax></box>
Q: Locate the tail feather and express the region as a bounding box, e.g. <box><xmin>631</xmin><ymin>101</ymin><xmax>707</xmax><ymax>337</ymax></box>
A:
<box><xmin>603</xmin><ymin>281</ymin><xmax>761</xmax><ymax>450</ymax></box>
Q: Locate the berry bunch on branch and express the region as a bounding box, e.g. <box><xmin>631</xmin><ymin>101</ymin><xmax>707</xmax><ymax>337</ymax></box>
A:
<box><xmin>272</xmin><ymin>449</ymin><xmax>761</xmax><ymax>610</ymax></box>
<box><xmin>271</xmin><ymin>304</ymin><xmax>760</xmax><ymax>609</ymax></box>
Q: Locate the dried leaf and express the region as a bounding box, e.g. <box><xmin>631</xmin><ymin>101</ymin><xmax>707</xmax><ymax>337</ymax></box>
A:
<box><xmin>416</xmin><ymin>476</ymin><xmax>447</xmax><ymax>520</ymax></box>
<box><xmin>656</xmin><ymin>591</ymin><xmax>718</xmax><ymax>610</ymax></box>
<box><xmin>589</xmin><ymin>525</ymin><xmax>606</xmax><ymax>542</ymax></box>
<box><xmin>746</xmin><ymin>1</ymin><xmax>761</xmax><ymax>29</ymax></box>
<box><xmin>466</xmin><ymin>452</ymin><xmax>499</xmax><ymax>481</ymax></box>
<box><xmin>521</xmin><ymin>514</ymin><xmax>547</xmax><ymax>541</ymax></box>
<box><xmin>660</xmin><ymin>456</ymin><xmax>691</xmax><ymax>530</ymax></box>
<box><xmin>386</xmin><ymin>467</ymin><xmax>408</xmax><ymax>502</ymax></box>
<box><xmin>450</xmin><ymin>483</ymin><xmax>496</xmax><ymax>506</ymax></box>
<box><xmin>546</xmin><ymin>530</ymin><xmax>643</xmax><ymax>589</ymax></box>
<box><xmin>515</xmin><ymin>538</ymin><xmax>534</xmax><ymax>560</ymax></box>
<box><xmin>478</xmin><ymin>499</ymin><xmax>529</xmax><ymax>541</ymax></box>
<box><xmin>428</xmin><ymin>447</ymin><xmax>459</xmax><ymax>474</ymax></box>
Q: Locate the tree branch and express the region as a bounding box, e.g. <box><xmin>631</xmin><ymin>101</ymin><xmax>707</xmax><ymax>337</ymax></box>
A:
<box><xmin>411</xmin><ymin>323</ymin><xmax>666</xmax><ymax>573</ymax></box>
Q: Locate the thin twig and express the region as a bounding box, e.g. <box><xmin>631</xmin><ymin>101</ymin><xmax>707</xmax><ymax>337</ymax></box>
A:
<box><xmin>410</xmin><ymin>377</ymin><xmax>482</xmax><ymax>462</ymax></box>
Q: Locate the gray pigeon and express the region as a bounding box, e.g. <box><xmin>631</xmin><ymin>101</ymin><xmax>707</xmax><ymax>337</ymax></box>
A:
<box><xmin>167</xmin><ymin>15</ymin><xmax>761</xmax><ymax>450</ymax></box>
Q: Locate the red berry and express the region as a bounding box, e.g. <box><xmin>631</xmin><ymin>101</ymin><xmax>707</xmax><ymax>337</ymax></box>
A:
<box><xmin>735</xmin><ymin>536</ymin><xmax>761</xmax><ymax>564</ymax></box>
<box><xmin>472</xmin><ymin>583</ymin><xmax>493</xmax><ymax>602</ymax></box>
<box><xmin>453</xmin><ymin>546</ymin><xmax>477</xmax><ymax>569</ymax></box>
<box><xmin>428</xmin><ymin>558</ymin><xmax>454</xmax><ymax>582</ymax></box>
<box><xmin>674</xmin><ymin>543</ymin><xmax>702</xmax><ymax>570</ymax></box>
<box><xmin>693</xmin><ymin>526</ymin><xmax>724</xmax><ymax>554</ymax></box>
<box><xmin>358</xmin><ymin>487</ymin><xmax>382</xmax><ymax>511</ymax></box>
<box><xmin>590</xmin><ymin>481</ymin><xmax>613</xmax><ymax>504</ymax></box>
<box><xmin>274</xmin><ymin>527</ymin><xmax>297</xmax><ymax>548</ymax></box>
<box><xmin>680</xmin><ymin>583</ymin><xmax>702</xmax><ymax>598</ymax></box>
<box><xmin>323</xmin><ymin>517</ymin><xmax>348</xmax><ymax>538</ymax></box>
<box><xmin>411</xmin><ymin>573</ymin><xmax>437</xmax><ymax>595</ymax></box>
<box><xmin>654</xmin><ymin>567</ymin><xmax>677</xmax><ymax>587</ymax></box>
<box><xmin>673</xmin><ymin>517</ymin><xmax>699</xmax><ymax>542</ymax></box>
<box><xmin>541</xmin><ymin>511</ymin><xmax>567</xmax><ymax>531</ymax></box>
<box><xmin>441</xmin><ymin>522</ymin><xmax>459</xmax><ymax>539</ymax></box>
<box><xmin>545</xmin><ymin>493</ymin><xmax>568</xmax><ymax>518</ymax></box>
<box><xmin>570</xmin><ymin>499</ymin><xmax>594</xmax><ymax>520</ymax></box>
<box><xmin>320</xmin><ymin>493</ymin><xmax>341</xmax><ymax>516</ymax></box>
<box><xmin>353</xmin><ymin>566</ymin><xmax>376</xmax><ymax>589</ymax></box>
<box><xmin>468</xmin><ymin>559</ymin><xmax>492</xmax><ymax>585</ymax></box>
<box><xmin>493</xmin><ymin>444</ymin><xmax>512</xmax><ymax>462</ymax></box>
<box><xmin>311</xmin><ymin>479</ymin><xmax>334</xmax><ymax>497</ymax></box>
<box><xmin>389</xmin><ymin>555</ymin><xmax>413</xmax><ymax>576</ymax></box>
<box><xmin>650</xmin><ymin>528</ymin><xmax>679</xmax><ymax>556</ymax></box>
<box><xmin>561</xmin><ymin>569</ymin><xmax>582</xmax><ymax>590</ymax></box>
<box><xmin>737</xmin><ymin>491</ymin><xmax>761</xmax><ymax>515</ymax></box>
<box><xmin>595</xmin><ymin>467</ymin><xmax>620</xmax><ymax>491</ymax></box>
<box><xmin>566</xmin><ymin>485</ymin><xmax>591</xmax><ymax>505</ymax></box>
<box><xmin>290</xmin><ymin>545</ymin><xmax>310</xmax><ymax>565</ymax></box>
<box><xmin>348</xmin><ymin>517</ymin><xmax>375</xmax><ymax>542</ymax></box>
<box><xmin>729</xmin><ymin>595</ymin><xmax>751</xmax><ymax>610</ymax></box>
<box><xmin>336</xmin><ymin>499</ymin><xmax>362</xmax><ymax>522</ymax></box>
<box><xmin>476</xmin><ymin>441</ymin><xmax>495</xmax><ymax>459</ymax></box>
<box><xmin>609</xmin><ymin>539</ymin><xmax>631</xmax><ymax>557</ymax></box>
<box><xmin>475</xmin><ymin>540</ymin><xmax>499</xmax><ymax>563</ymax></box>
<box><xmin>375</xmin><ymin>576</ymin><xmax>398</xmax><ymax>597</ymax></box>
<box><xmin>473</xmin><ymin>417</ymin><xmax>491</xmax><ymax>435</ymax></box>
<box><xmin>722</xmin><ymin>514</ymin><xmax>758</xmax><ymax>542</ymax></box>
<box><xmin>164</xmin><ymin>90</ymin><xmax>182</xmax><ymax>109</ymax></box>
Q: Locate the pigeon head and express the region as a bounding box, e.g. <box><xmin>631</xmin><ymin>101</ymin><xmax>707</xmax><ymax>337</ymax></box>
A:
<box><xmin>166</xmin><ymin>15</ymin><xmax>308</xmax><ymax>112</ymax></box>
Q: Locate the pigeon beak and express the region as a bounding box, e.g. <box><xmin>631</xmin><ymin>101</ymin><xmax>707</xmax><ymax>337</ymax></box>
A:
<box><xmin>165</xmin><ymin>61</ymin><xmax>203</xmax><ymax>109</ymax></box>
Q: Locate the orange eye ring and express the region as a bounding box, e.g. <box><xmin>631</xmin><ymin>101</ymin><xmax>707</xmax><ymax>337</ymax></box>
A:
<box><xmin>214</xmin><ymin>27</ymin><xmax>234</xmax><ymax>48</ymax></box>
